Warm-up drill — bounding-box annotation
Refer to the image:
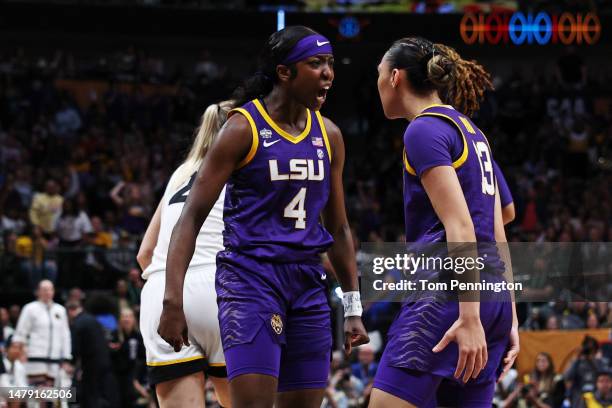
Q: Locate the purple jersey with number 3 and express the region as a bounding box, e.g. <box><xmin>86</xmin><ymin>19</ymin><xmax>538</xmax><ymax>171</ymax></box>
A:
<box><xmin>403</xmin><ymin>105</ymin><xmax>504</xmax><ymax>272</ymax></box>
<box><xmin>223</xmin><ymin>99</ymin><xmax>334</xmax><ymax>262</ymax></box>
<box><xmin>377</xmin><ymin>105</ymin><xmax>512</xmax><ymax>380</ymax></box>
<box><xmin>403</xmin><ymin>105</ymin><xmax>497</xmax><ymax>242</ymax></box>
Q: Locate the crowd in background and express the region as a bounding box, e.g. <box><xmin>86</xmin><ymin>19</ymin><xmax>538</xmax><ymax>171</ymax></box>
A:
<box><xmin>0</xmin><ymin>42</ymin><xmax>611</xmax><ymax>407</ymax></box>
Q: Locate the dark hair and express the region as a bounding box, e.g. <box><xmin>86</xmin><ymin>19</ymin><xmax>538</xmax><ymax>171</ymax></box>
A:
<box><xmin>597</xmin><ymin>370</ymin><xmax>612</xmax><ymax>380</ymax></box>
<box><xmin>85</xmin><ymin>293</ymin><xmax>115</xmax><ymax>315</ymax></box>
<box><xmin>581</xmin><ymin>335</ymin><xmax>599</xmax><ymax>355</ymax></box>
<box><xmin>66</xmin><ymin>300</ymin><xmax>81</xmax><ymax>311</ymax></box>
<box><xmin>61</xmin><ymin>198</ymin><xmax>77</xmax><ymax>217</ymax></box>
<box><xmin>232</xmin><ymin>25</ymin><xmax>318</xmax><ymax>107</ymax></box>
<box><xmin>384</xmin><ymin>37</ymin><xmax>493</xmax><ymax>117</ymax></box>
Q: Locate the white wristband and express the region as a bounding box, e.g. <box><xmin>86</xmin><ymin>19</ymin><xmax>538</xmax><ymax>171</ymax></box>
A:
<box><xmin>342</xmin><ymin>291</ymin><xmax>363</xmax><ymax>317</ymax></box>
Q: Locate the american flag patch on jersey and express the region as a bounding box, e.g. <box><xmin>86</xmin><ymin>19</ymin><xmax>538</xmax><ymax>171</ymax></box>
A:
<box><xmin>311</xmin><ymin>137</ymin><xmax>324</xmax><ymax>147</ymax></box>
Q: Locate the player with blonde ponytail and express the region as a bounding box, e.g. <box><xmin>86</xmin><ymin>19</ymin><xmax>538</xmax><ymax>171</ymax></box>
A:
<box><xmin>169</xmin><ymin>101</ymin><xmax>234</xmax><ymax>191</ymax></box>
<box><xmin>137</xmin><ymin>100</ymin><xmax>234</xmax><ymax>408</ymax></box>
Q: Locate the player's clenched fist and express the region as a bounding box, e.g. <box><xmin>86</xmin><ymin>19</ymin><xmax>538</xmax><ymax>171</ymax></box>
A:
<box><xmin>158</xmin><ymin>302</ymin><xmax>190</xmax><ymax>352</ymax></box>
<box><xmin>344</xmin><ymin>316</ymin><xmax>370</xmax><ymax>356</ymax></box>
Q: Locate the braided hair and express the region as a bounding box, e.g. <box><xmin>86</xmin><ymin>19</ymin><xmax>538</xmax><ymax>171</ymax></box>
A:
<box><xmin>384</xmin><ymin>37</ymin><xmax>493</xmax><ymax>117</ymax></box>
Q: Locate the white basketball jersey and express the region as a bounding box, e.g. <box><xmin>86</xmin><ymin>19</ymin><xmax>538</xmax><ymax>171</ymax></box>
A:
<box><xmin>142</xmin><ymin>167</ymin><xmax>225</xmax><ymax>280</ymax></box>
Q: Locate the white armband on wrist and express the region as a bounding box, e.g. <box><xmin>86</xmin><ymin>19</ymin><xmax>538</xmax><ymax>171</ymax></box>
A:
<box><xmin>342</xmin><ymin>291</ymin><xmax>363</xmax><ymax>317</ymax></box>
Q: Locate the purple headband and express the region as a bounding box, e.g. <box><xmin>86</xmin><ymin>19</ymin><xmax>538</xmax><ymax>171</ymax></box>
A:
<box><xmin>282</xmin><ymin>34</ymin><xmax>333</xmax><ymax>65</ymax></box>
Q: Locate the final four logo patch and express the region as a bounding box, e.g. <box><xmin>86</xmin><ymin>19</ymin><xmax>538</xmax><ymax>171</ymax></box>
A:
<box><xmin>260</xmin><ymin>128</ymin><xmax>272</xmax><ymax>139</ymax></box>
<box><xmin>271</xmin><ymin>314</ymin><xmax>283</xmax><ymax>335</ymax></box>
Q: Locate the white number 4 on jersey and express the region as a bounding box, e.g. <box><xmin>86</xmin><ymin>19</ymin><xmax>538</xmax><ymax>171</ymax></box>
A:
<box><xmin>284</xmin><ymin>187</ymin><xmax>307</xmax><ymax>229</ymax></box>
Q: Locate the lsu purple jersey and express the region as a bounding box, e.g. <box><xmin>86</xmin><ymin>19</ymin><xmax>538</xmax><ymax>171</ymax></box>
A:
<box><xmin>403</xmin><ymin>105</ymin><xmax>497</xmax><ymax>244</ymax></box>
<box><xmin>223</xmin><ymin>99</ymin><xmax>334</xmax><ymax>262</ymax></box>
<box><xmin>373</xmin><ymin>105</ymin><xmax>512</xmax><ymax>389</ymax></box>
<box><xmin>403</xmin><ymin>105</ymin><xmax>505</xmax><ymax>275</ymax></box>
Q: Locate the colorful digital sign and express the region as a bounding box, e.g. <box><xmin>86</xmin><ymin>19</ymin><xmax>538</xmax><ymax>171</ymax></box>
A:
<box><xmin>460</xmin><ymin>12</ymin><xmax>601</xmax><ymax>45</ymax></box>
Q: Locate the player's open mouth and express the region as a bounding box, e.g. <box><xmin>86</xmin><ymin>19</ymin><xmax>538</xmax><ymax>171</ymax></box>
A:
<box><xmin>317</xmin><ymin>86</ymin><xmax>330</xmax><ymax>102</ymax></box>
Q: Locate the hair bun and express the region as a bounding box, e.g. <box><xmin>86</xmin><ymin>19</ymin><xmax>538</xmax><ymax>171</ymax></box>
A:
<box><xmin>427</xmin><ymin>54</ymin><xmax>454</xmax><ymax>87</ymax></box>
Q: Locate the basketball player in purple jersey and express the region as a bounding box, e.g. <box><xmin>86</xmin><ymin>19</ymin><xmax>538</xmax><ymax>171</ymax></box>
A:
<box><xmin>370</xmin><ymin>37</ymin><xmax>520</xmax><ymax>407</ymax></box>
<box><xmin>158</xmin><ymin>26</ymin><xmax>368</xmax><ymax>407</ymax></box>
<box><xmin>493</xmin><ymin>160</ymin><xmax>515</xmax><ymax>225</ymax></box>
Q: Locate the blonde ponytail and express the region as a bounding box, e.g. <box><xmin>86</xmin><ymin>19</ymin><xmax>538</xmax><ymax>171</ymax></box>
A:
<box><xmin>169</xmin><ymin>100</ymin><xmax>233</xmax><ymax>190</ymax></box>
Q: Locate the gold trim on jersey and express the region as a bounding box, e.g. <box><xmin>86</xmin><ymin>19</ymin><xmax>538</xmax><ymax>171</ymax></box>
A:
<box><xmin>421</xmin><ymin>103</ymin><xmax>454</xmax><ymax>112</ymax></box>
<box><xmin>315</xmin><ymin>111</ymin><xmax>332</xmax><ymax>162</ymax></box>
<box><xmin>403</xmin><ymin>111</ymin><xmax>470</xmax><ymax>176</ymax></box>
<box><xmin>252</xmin><ymin>99</ymin><xmax>312</xmax><ymax>144</ymax></box>
<box><xmin>403</xmin><ymin>149</ymin><xmax>417</xmax><ymax>176</ymax></box>
<box><xmin>459</xmin><ymin>117</ymin><xmax>476</xmax><ymax>134</ymax></box>
<box><xmin>147</xmin><ymin>355</ymin><xmax>205</xmax><ymax>367</ymax></box>
<box><xmin>229</xmin><ymin>108</ymin><xmax>259</xmax><ymax>169</ymax></box>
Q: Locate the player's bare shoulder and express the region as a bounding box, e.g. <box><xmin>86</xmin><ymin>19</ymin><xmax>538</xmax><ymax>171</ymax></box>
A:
<box><xmin>222</xmin><ymin>111</ymin><xmax>253</xmax><ymax>141</ymax></box>
<box><xmin>212</xmin><ymin>110</ymin><xmax>254</xmax><ymax>161</ymax></box>
<box><xmin>320</xmin><ymin>115</ymin><xmax>344</xmax><ymax>162</ymax></box>
<box><xmin>320</xmin><ymin>115</ymin><xmax>342</xmax><ymax>142</ymax></box>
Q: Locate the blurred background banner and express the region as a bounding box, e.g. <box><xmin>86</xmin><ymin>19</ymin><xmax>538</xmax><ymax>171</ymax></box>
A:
<box><xmin>517</xmin><ymin>328</ymin><xmax>611</xmax><ymax>376</ymax></box>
